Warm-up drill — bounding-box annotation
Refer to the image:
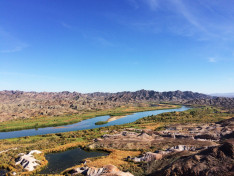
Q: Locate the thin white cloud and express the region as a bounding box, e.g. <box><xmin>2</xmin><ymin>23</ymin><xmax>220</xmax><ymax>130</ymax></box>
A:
<box><xmin>0</xmin><ymin>45</ymin><xmax>28</xmax><ymax>53</ymax></box>
<box><xmin>169</xmin><ymin>0</ymin><xmax>234</xmax><ymax>41</ymax></box>
<box><xmin>125</xmin><ymin>0</ymin><xmax>234</xmax><ymax>42</ymax></box>
<box><xmin>0</xmin><ymin>71</ymin><xmax>60</xmax><ymax>80</ymax></box>
<box><xmin>95</xmin><ymin>37</ymin><xmax>114</xmax><ymax>47</ymax></box>
<box><xmin>170</xmin><ymin>0</ymin><xmax>206</xmax><ymax>32</ymax></box>
<box><xmin>82</xmin><ymin>33</ymin><xmax>115</xmax><ymax>47</ymax></box>
<box><xmin>208</xmin><ymin>58</ymin><xmax>217</xmax><ymax>63</ymax></box>
<box><xmin>61</xmin><ymin>22</ymin><xmax>72</xmax><ymax>29</ymax></box>
<box><xmin>0</xmin><ymin>27</ymin><xmax>28</xmax><ymax>53</ymax></box>
<box><xmin>127</xmin><ymin>0</ymin><xmax>159</xmax><ymax>11</ymax></box>
<box><xmin>143</xmin><ymin>0</ymin><xmax>159</xmax><ymax>11</ymax></box>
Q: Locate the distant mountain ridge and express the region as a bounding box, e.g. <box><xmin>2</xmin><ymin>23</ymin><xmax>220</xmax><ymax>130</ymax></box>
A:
<box><xmin>0</xmin><ymin>90</ymin><xmax>210</xmax><ymax>122</ymax></box>
<box><xmin>186</xmin><ymin>97</ymin><xmax>234</xmax><ymax>113</ymax></box>
<box><xmin>100</xmin><ymin>89</ymin><xmax>210</xmax><ymax>103</ymax></box>
<box><xmin>0</xmin><ymin>89</ymin><xmax>233</xmax><ymax>121</ymax></box>
<box><xmin>0</xmin><ymin>89</ymin><xmax>210</xmax><ymax>103</ymax></box>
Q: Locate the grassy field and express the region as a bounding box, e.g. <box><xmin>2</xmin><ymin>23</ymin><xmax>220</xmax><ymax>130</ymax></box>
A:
<box><xmin>0</xmin><ymin>104</ymin><xmax>179</xmax><ymax>132</ymax></box>
<box><xmin>0</xmin><ymin>105</ymin><xmax>232</xmax><ymax>175</ymax></box>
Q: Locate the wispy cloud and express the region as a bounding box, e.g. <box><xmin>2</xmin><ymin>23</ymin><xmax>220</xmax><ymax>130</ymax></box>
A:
<box><xmin>0</xmin><ymin>45</ymin><xmax>28</xmax><ymax>53</ymax></box>
<box><xmin>208</xmin><ymin>57</ymin><xmax>217</xmax><ymax>63</ymax></box>
<box><xmin>0</xmin><ymin>27</ymin><xmax>28</xmax><ymax>53</ymax></box>
<box><xmin>61</xmin><ymin>22</ymin><xmax>72</xmax><ymax>29</ymax></box>
<box><xmin>125</xmin><ymin>0</ymin><xmax>234</xmax><ymax>42</ymax></box>
<box><xmin>171</xmin><ymin>0</ymin><xmax>206</xmax><ymax>32</ymax></box>
<box><xmin>94</xmin><ymin>37</ymin><xmax>114</xmax><ymax>47</ymax></box>
<box><xmin>127</xmin><ymin>0</ymin><xmax>159</xmax><ymax>11</ymax></box>
<box><xmin>0</xmin><ymin>71</ymin><xmax>60</xmax><ymax>80</ymax></box>
<box><xmin>169</xmin><ymin>1</ymin><xmax>234</xmax><ymax>41</ymax></box>
<box><xmin>143</xmin><ymin>0</ymin><xmax>159</xmax><ymax>11</ymax></box>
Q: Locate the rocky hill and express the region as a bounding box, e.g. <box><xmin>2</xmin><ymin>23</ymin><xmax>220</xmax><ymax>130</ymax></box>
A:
<box><xmin>0</xmin><ymin>90</ymin><xmax>124</xmax><ymax>122</ymax></box>
<box><xmin>102</xmin><ymin>90</ymin><xmax>210</xmax><ymax>103</ymax></box>
<box><xmin>157</xmin><ymin>140</ymin><xmax>234</xmax><ymax>176</ymax></box>
<box><xmin>186</xmin><ymin>97</ymin><xmax>234</xmax><ymax>113</ymax></box>
<box><xmin>0</xmin><ymin>89</ymin><xmax>213</xmax><ymax>122</ymax></box>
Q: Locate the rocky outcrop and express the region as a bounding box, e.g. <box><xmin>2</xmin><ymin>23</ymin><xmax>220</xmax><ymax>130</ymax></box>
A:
<box><xmin>91</xmin><ymin>118</ymin><xmax>234</xmax><ymax>150</ymax></box>
<box><xmin>166</xmin><ymin>145</ymin><xmax>199</xmax><ymax>152</ymax></box>
<box><xmin>159</xmin><ymin>117</ymin><xmax>234</xmax><ymax>141</ymax></box>
<box><xmin>130</xmin><ymin>145</ymin><xmax>203</xmax><ymax>163</ymax></box>
<box><xmin>130</xmin><ymin>152</ymin><xmax>163</xmax><ymax>162</ymax></box>
<box><xmin>67</xmin><ymin>165</ymin><xmax>134</xmax><ymax>176</ymax></box>
<box><xmin>91</xmin><ymin>128</ymin><xmax>214</xmax><ymax>150</ymax></box>
<box><xmin>157</xmin><ymin>140</ymin><xmax>234</xmax><ymax>176</ymax></box>
<box><xmin>15</xmin><ymin>150</ymin><xmax>42</xmax><ymax>171</ymax></box>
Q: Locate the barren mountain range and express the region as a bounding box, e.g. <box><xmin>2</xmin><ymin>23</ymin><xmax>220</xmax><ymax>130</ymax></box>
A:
<box><xmin>0</xmin><ymin>89</ymin><xmax>233</xmax><ymax>122</ymax></box>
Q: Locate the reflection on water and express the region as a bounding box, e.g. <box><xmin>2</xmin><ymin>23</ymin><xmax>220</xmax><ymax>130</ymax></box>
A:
<box><xmin>39</xmin><ymin>148</ymin><xmax>108</xmax><ymax>174</ymax></box>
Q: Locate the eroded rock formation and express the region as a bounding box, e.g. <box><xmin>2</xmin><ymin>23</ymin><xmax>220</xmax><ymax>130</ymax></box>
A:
<box><xmin>15</xmin><ymin>150</ymin><xmax>42</xmax><ymax>171</ymax></box>
<box><xmin>157</xmin><ymin>140</ymin><xmax>234</xmax><ymax>176</ymax></box>
<box><xmin>0</xmin><ymin>90</ymin><xmax>210</xmax><ymax>121</ymax></box>
<box><xmin>67</xmin><ymin>164</ymin><xmax>134</xmax><ymax>176</ymax></box>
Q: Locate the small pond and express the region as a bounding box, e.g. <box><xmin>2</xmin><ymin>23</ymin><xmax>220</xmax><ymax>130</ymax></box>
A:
<box><xmin>39</xmin><ymin>148</ymin><xmax>108</xmax><ymax>174</ymax></box>
<box><xmin>0</xmin><ymin>169</ymin><xmax>8</xmax><ymax>176</ymax></box>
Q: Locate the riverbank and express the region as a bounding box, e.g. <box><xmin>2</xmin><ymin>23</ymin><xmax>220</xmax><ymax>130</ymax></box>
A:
<box><xmin>62</xmin><ymin>149</ymin><xmax>142</xmax><ymax>175</ymax></box>
<box><xmin>0</xmin><ymin>105</ymin><xmax>185</xmax><ymax>139</ymax></box>
<box><xmin>0</xmin><ymin>104</ymin><xmax>180</xmax><ymax>132</ymax></box>
<box><xmin>1</xmin><ymin>106</ymin><xmax>230</xmax><ymax>175</ymax></box>
<box><xmin>0</xmin><ymin>105</ymin><xmax>183</xmax><ymax>175</ymax></box>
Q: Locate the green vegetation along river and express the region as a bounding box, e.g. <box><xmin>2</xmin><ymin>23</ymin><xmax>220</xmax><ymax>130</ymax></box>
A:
<box><xmin>0</xmin><ymin>106</ymin><xmax>189</xmax><ymax>139</ymax></box>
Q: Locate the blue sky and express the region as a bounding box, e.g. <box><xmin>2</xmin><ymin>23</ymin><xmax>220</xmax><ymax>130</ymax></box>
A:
<box><xmin>0</xmin><ymin>0</ymin><xmax>234</xmax><ymax>93</ymax></box>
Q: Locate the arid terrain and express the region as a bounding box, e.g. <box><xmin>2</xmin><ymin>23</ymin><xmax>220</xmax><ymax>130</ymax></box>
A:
<box><xmin>2</xmin><ymin>0</ymin><xmax>234</xmax><ymax>175</ymax></box>
<box><xmin>0</xmin><ymin>90</ymin><xmax>233</xmax><ymax>176</ymax></box>
<box><xmin>1</xmin><ymin>89</ymin><xmax>234</xmax><ymax>122</ymax></box>
<box><xmin>66</xmin><ymin>117</ymin><xmax>234</xmax><ymax>176</ymax></box>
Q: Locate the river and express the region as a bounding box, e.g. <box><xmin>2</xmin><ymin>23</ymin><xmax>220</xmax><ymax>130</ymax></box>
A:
<box><xmin>0</xmin><ymin>106</ymin><xmax>189</xmax><ymax>139</ymax></box>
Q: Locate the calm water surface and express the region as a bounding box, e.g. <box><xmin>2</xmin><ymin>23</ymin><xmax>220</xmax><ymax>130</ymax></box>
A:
<box><xmin>0</xmin><ymin>106</ymin><xmax>189</xmax><ymax>139</ymax></box>
<box><xmin>39</xmin><ymin>148</ymin><xmax>108</xmax><ymax>174</ymax></box>
<box><xmin>0</xmin><ymin>169</ymin><xmax>8</xmax><ymax>176</ymax></box>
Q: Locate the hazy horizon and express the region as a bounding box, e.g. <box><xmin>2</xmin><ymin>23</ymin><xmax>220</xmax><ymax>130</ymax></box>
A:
<box><xmin>1</xmin><ymin>0</ymin><xmax>234</xmax><ymax>94</ymax></box>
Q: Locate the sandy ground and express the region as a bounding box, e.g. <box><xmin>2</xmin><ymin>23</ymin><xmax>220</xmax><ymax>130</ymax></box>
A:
<box><xmin>107</xmin><ymin>115</ymin><xmax>128</xmax><ymax>122</ymax></box>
